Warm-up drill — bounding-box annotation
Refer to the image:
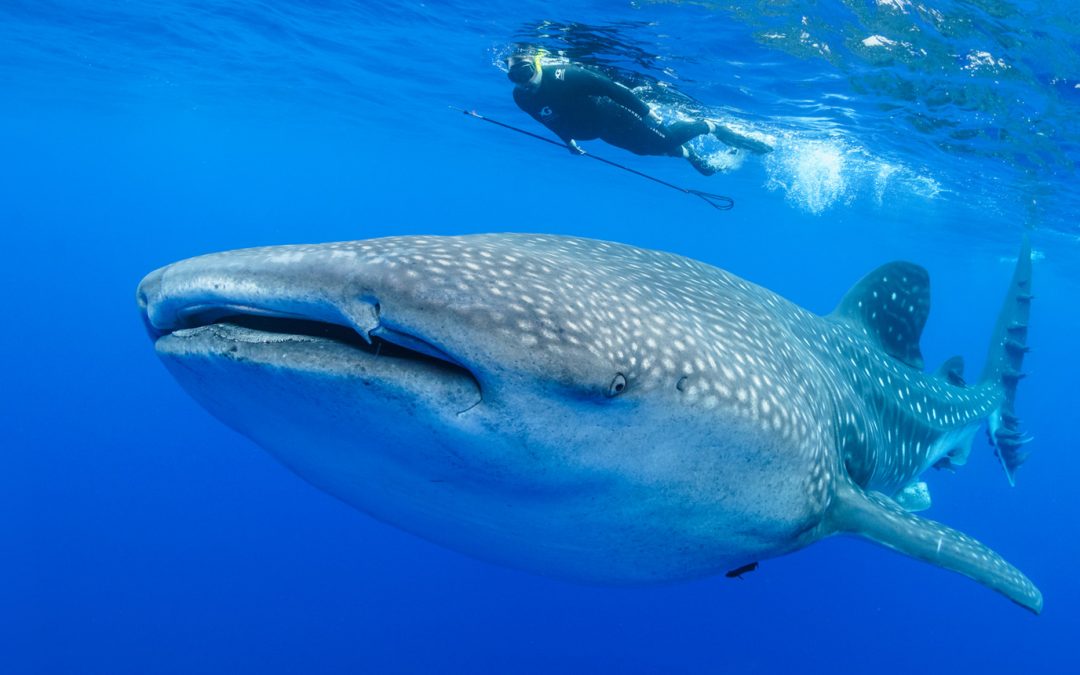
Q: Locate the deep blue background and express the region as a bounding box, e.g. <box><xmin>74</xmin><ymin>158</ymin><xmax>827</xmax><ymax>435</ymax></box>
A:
<box><xmin>2</xmin><ymin>2</ymin><xmax>1078</xmax><ymax>673</ymax></box>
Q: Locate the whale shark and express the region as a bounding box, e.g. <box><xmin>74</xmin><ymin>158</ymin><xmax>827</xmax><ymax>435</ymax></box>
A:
<box><xmin>137</xmin><ymin>233</ymin><xmax>1039</xmax><ymax>612</ymax></box>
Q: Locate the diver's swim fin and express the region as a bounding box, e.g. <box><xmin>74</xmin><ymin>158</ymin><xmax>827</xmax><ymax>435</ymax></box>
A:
<box><xmin>685</xmin><ymin>149</ymin><xmax>719</xmax><ymax>176</ymax></box>
<box><xmin>709</xmin><ymin>121</ymin><xmax>773</xmax><ymax>154</ymax></box>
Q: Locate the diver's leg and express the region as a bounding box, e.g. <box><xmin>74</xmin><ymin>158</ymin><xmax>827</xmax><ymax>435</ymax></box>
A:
<box><xmin>605</xmin><ymin>116</ymin><xmax>714</xmax><ymax>156</ymax></box>
<box><xmin>660</xmin><ymin>120</ymin><xmax>712</xmax><ymax>148</ymax></box>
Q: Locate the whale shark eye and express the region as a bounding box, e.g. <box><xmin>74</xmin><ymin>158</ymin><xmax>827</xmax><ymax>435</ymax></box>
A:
<box><xmin>607</xmin><ymin>373</ymin><xmax>627</xmax><ymax>397</ymax></box>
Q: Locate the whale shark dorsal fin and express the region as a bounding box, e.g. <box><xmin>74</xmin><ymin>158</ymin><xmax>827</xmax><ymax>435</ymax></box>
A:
<box><xmin>826</xmin><ymin>482</ymin><xmax>1042</xmax><ymax>613</ymax></box>
<box><xmin>831</xmin><ymin>261</ymin><xmax>930</xmax><ymax>369</ymax></box>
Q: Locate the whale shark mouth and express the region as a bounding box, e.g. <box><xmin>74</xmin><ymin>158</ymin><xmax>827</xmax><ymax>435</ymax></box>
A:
<box><xmin>210</xmin><ymin>314</ymin><xmax>457</xmax><ymax>365</ymax></box>
<box><xmin>152</xmin><ymin>307</ymin><xmax>480</xmax><ymax>388</ymax></box>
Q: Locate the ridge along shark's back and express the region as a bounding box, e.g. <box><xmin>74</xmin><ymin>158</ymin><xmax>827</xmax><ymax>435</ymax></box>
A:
<box><xmin>136</xmin><ymin>233</ymin><xmax>1040</xmax><ymax>613</ymax></box>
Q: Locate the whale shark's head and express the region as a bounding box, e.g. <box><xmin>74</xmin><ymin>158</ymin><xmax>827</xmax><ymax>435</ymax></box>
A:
<box><xmin>138</xmin><ymin>234</ymin><xmax>824</xmax><ymax>581</ymax></box>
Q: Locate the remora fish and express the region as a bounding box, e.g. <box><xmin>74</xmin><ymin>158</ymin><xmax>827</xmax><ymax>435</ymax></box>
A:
<box><xmin>137</xmin><ymin>234</ymin><xmax>1039</xmax><ymax>612</ymax></box>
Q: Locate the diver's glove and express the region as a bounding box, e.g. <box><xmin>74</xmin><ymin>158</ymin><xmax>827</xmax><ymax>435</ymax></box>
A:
<box><xmin>567</xmin><ymin>140</ymin><xmax>586</xmax><ymax>155</ymax></box>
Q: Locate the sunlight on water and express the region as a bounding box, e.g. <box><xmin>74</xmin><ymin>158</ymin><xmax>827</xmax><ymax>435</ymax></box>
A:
<box><xmin>3</xmin><ymin>1</ymin><xmax>1076</xmax><ymax>233</ymax></box>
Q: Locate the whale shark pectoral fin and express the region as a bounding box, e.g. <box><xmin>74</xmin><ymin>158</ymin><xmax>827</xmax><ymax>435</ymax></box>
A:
<box><xmin>826</xmin><ymin>482</ymin><xmax>1042</xmax><ymax>614</ymax></box>
<box><xmin>830</xmin><ymin>261</ymin><xmax>930</xmax><ymax>369</ymax></box>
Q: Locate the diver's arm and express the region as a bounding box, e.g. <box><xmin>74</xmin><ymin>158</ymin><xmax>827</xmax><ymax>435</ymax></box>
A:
<box><xmin>569</xmin><ymin>67</ymin><xmax>652</xmax><ymax>119</ymax></box>
<box><xmin>551</xmin><ymin>128</ymin><xmax>584</xmax><ymax>154</ymax></box>
<box><xmin>543</xmin><ymin>123</ymin><xmax>586</xmax><ymax>154</ymax></box>
<box><xmin>513</xmin><ymin>88</ymin><xmax>570</xmax><ymax>146</ymax></box>
<box><xmin>513</xmin><ymin>89</ymin><xmax>583</xmax><ymax>153</ymax></box>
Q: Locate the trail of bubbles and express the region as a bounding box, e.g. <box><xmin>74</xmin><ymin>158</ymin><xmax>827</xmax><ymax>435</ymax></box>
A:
<box><xmin>757</xmin><ymin>133</ymin><xmax>942</xmax><ymax>214</ymax></box>
<box><xmin>764</xmin><ymin>139</ymin><xmax>849</xmax><ymax>213</ymax></box>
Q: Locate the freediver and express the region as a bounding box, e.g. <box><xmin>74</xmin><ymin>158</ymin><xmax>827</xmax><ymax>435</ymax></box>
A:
<box><xmin>507</xmin><ymin>52</ymin><xmax>772</xmax><ymax>176</ymax></box>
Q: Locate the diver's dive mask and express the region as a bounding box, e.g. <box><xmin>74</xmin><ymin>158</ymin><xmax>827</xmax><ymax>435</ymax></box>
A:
<box><xmin>507</xmin><ymin>57</ymin><xmax>537</xmax><ymax>84</ymax></box>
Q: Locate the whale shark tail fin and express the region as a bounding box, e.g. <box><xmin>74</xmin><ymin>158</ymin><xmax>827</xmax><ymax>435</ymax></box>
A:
<box><xmin>980</xmin><ymin>237</ymin><xmax>1034</xmax><ymax>485</ymax></box>
<box><xmin>827</xmin><ymin>481</ymin><xmax>1042</xmax><ymax>613</ymax></box>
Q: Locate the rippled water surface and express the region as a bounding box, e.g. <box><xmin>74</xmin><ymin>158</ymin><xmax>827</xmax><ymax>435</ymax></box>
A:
<box><xmin>5</xmin><ymin>0</ymin><xmax>1077</xmax><ymax>230</ymax></box>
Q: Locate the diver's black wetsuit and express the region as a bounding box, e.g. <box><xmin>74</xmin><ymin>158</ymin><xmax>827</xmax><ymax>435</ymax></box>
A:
<box><xmin>512</xmin><ymin>64</ymin><xmax>713</xmax><ymax>163</ymax></box>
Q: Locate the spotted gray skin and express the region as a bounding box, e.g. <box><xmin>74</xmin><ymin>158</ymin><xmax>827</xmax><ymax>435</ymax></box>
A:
<box><xmin>137</xmin><ymin>234</ymin><xmax>1040</xmax><ymax>612</ymax></box>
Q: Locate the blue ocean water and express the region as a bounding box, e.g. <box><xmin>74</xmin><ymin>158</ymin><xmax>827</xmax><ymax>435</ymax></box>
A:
<box><xmin>2</xmin><ymin>1</ymin><xmax>1078</xmax><ymax>672</ymax></box>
